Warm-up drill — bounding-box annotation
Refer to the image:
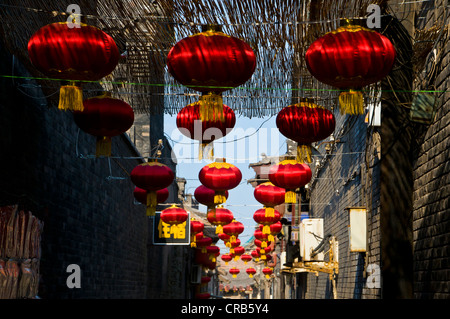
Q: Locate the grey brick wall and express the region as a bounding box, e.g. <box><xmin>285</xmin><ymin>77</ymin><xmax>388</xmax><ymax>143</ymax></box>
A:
<box><xmin>412</xmin><ymin>1</ymin><xmax>450</xmax><ymax>299</ymax></box>
<box><xmin>304</xmin><ymin>110</ymin><xmax>381</xmax><ymax>299</ymax></box>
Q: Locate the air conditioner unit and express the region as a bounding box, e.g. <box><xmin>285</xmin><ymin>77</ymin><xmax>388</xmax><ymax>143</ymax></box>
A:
<box><xmin>190</xmin><ymin>265</ymin><xmax>202</xmax><ymax>284</ymax></box>
<box><xmin>299</xmin><ymin>218</ymin><xmax>324</xmax><ymax>261</ymax></box>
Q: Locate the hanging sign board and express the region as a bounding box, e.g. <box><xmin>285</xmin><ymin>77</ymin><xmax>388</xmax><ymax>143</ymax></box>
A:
<box><xmin>153</xmin><ymin>212</ymin><xmax>190</xmax><ymax>245</ymax></box>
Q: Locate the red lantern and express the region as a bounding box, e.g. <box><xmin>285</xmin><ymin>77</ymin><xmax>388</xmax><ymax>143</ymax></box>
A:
<box><xmin>251</xmin><ymin>249</ymin><xmax>260</xmax><ymax>262</ymax></box>
<box><xmin>221</xmin><ymin>254</ymin><xmax>233</xmax><ymax>265</ymax></box>
<box><xmin>276</xmin><ymin>100</ymin><xmax>335</xmax><ymax>163</ymax></box>
<box><xmin>228</xmin><ymin>238</ymin><xmax>241</xmax><ymax>254</ymax></box>
<box><xmin>254</xmin><ymin>229</ymin><xmax>269</xmax><ymax>243</ymax></box>
<box><xmin>194</xmin><ymin>185</ymin><xmax>229</xmax><ymax>212</ymax></box>
<box><xmin>254</xmin><ymin>182</ymin><xmax>285</xmax><ymax>217</ymax></box>
<box><xmin>268</xmin><ymin>159</ymin><xmax>312</xmax><ymax>203</ymax></box>
<box><xmin>167</xmin><ymin>25</ymin><xmax>256</xmax><ymax>121</ymax></box>
<box><xmin>253</xmin><ymin>208</ymin><xmax>281</xmax><ymax>234</ymax></box>
<box><xmin>195</xmin><ymin>292</ymin><xmax>211</xmax><ymax>299</ymax></box>
<box><xmin>229</xmin><ymin>267</ymin><xmax>240</xmax><ymax>278</ymax></box>
<box><xmin>199</xmin><ymin>160</ymin><xmax>242</xmax><ymax>205</ymax></box>
<box><xmin>222</xmin><ymin>220</ymin><xmax>244</xmax><ymax>244</ymax></box>
<box><xmin>207</xmin><ymin>206</ymin><xmax>234</xmax><ymax>234</ymax></box>
<box><xmin>255</xmin><ymin>239</ymin><xmax>272</xmax><ymax>255</ymax></box>
<box><xmin>246</xmin><ymin>268</ymin><xmax>256</xmax><ymax>278</ymax></box>
<box><xmin>160</xmin><ymin>205</ymin><xmax>188</xmax><ymax>226</ymax></box>
<box><xmin>73</xmin><ymin>93</ymin><xmax>134</xmax><ymax>157</ymax></box>
<box><xmin>201</xmin><ymin>276</ymin><xmax>211</xmax><ymax>285</ymax></box>
<box><xmin>130</xmin><ymin>160</ymin><xmax>174</xmax><ymax>216</ymax></box>
<box><xmin>134</xmin><ymin>187</ymin><xmax>169</xmax><ymax>207</ymax></box>
<box><xmin>206</xmin><ymin>245</ymin><xmax>220</xmax><ymax>262</ymax></box>
<box><xmin>262</xmin><ymin>267</ymin><xmax>273</xmax><ymax>279</ymax></box>
<box><xmin>218</xmin><ymin>232</ymin><xmax>231</xmax><ymax>247</ymax></box>
<box><xmin>196</xmin><ymin>236</ymin><xmax>213</xmax><ymax>254</ymax></box>
<box><xmin>305</xmin><ymin>20</ymin><xmax>396</xmax><ymax>115</ymax></box>
<box><xmin>233</xmin><ymin>246</ymin><xmax>245</xmax><ymax>261</ymax></box>
<box><xmin>28</xmin><ymin>22</ymin><xmax>119</xmax><ymax>111</ymax></box>
<box><xmin>241</xmin><ymin>254</ymin><xmax>252</xmax><ymax>265</ymax></box>
<box><xmin>190</xmin><ymin>219</ymin><xmax>204</xmax><ymax>248</ymax></box>
<box><xmin>260</xmin><ymin>221</ymin><xmax>282</xmax><ymax>242</ymax></box>
<box><xmin>177</xmin><ymin>102</ymin><xmax>236</xmax><ymax>160</ymax></box>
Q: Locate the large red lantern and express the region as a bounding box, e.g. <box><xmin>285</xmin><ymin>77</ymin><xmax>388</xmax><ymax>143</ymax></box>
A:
<box><xmin>190</xmin><ymin>219</ymin><xmax>204</xmax><ymax>248</ymax></box>
<box><xmin>229</xmin><ymin>267</ymin><xmax>240</xmax><ymax>278</ymax></box>
<box><xmin>222</xmin><ymin>220</ymin><xmax>244</xmax><ymax>244</ymax></box>
<box><xmin>194</xmin><ymin>185</ymin><xmax>229</xmax><ymax>212</ymax></box>
<box><xmin>246</xmin><ymin>268</ymin><xmax>256</xmax><ymax>278</ymax></box>
<box><xmin>73</xmin><ymin>93</ymin><xmax>134</xmax><ymax>157</ymax></box>
<box><xmin>177</xmin><ymin>102</ymin><xmax>236</xmax><ymax>160</ymax></box>
<box><xmin>28</xmin><ymin>22</ymin><xmax>120</xmax><ymax>111</ymax></box>
<box><xmin>276</xmin><ymin>99</ymin><xmax>335</xmax><ymax>163</ymax></box>
<box><xmin>207</xmin><ymin>206</ymin><xmax>234</xmax><ymax>234</ymax></box>
<box><xmin>130</xmin><ymin>160</ymin><xmax>174</xmax><ymax>216</ymax></box>
<box><xmin>253</xmin><ymin>208</ymin><xmax>281</xmax><ymax>234</ymax></box>
<box><xmin>254</xmin><ymin>182</ymin><xmax>285</xmax><ymax>217</ymax></box>
<box><xmin>167</xmin><ymin>25</ymin><xmax>256</xmax><ymax>121</ymax></box>
<box><xmin>199</xmin><ymin>160</ymin><xmax>242</xmax><ymax>205</ymax></box>
<box><xmin>160</xmin><ymin>205</ymin><xmax>188</xmax><ymax>226</ymax></box>
<box><xmin>305</xmin><ymin>20</ymin><xmax>396</xmax><ymax>115</ymax></box>
<box><xmin>269</xmin><ymin>159</ymin><xmax>312</xmax><ymax>203</ymax></box>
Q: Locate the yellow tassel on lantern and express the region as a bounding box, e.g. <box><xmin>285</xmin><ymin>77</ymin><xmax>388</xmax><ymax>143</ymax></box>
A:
<box><xmin>234</xmin><ymin>255</ymin><xmax>239</xmax><ymax>261</ymax></box>
<box><xmin>261</xmin><ymin>254</ymin><xmax>266</xmax><ymax>260</ymax></box>
<box><xmin>262</xmin><ymin>225</ymin><xmax>270</xmax><ymax>235</ymax></box>
<box><xmin>255</xmin><ymin>257</ymin><xmax>259</xmax><ymax>262</ymax></box>
<box><xmin>264</xmin><ymin>207</ymin><xmax>275</xmax><ymax>218</ymax></box>
<box><xmin>265</xmin><ymin>274</ymin><xmax>270</xmax><ymax>279</ymax></box>
<box><xmin>285</xmin><ymin>191</ymin><xmax>296</xmax><ymax>204</ymax></box>
<box><xmin>96</xmin><ymin>136</ymin><xmax>112</xmax><ymax>157</ymax></box>
<box><xmin>215</xmin><ymin>225</ymin><xmax>223</xmax><ymax>234</ymax></box>
<box><xmin>296</xmin><ymin>145</ymin><xmax>312</xmax><ymax>164</ymax></box>
<box><xmin>199</xmin><ymin>92</ymin><xmax>224</xmax><ymax>122</ymax></box>
<box><xmin>338</xmin><ymin>89</ymin><xmax>364</xmax><ymax>115</ymax></box>
<box><xmin>248</xmin><ymin>274</ymin><xmax>253</xmax><ymax>278</ymax></box>
<box><xmin>146</xmin><ymin>191</ymin><xmax>157</xmax><ymax>216</ymax></box>
<box><xmin>58</xmin><ymin>83</ymin><xmax>83</xmax><ymax>111</ymax></box>
<box><xmin>199</xmin><ymin>142</ymin><xmax>214</xmax><ymax>160</ymax></box>
<box><xmin>190</xmin><ymin>239</ymin><xmax>197</xmax><ymax>248</ymax></box>
<box><xmin>214</xmin><ymin>191</ymin><xmax>227</xmax><ymax>205</ymax></box>
<box><xmin>261</xmin><ymin>241</ymin><xmax>267</xmax><ymax>248</ymax></box>
<box><xmin>232</xmin><ymin>274</ymin><xmax>237</xmax><ymax>278</ymax></box>
<box><xmin>224</xmin><ymin>261</ymin><xmax>229</xmax><ymax>265</ymax></box>
<box><xmin>268</xmin><ymin>235</ymin><xmax>274</xmax><ymax>242</ymax></box>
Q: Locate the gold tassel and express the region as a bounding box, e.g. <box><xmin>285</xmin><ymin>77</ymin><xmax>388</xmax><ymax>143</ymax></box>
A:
<box><xmin>58</xmin><ymin>83</ymin><xmax>83</xmax><ymax>111</ymax></box>
<box><xmin>268</xmin><ymin>235</ymin><xmax>274</xmax><ymax>242</ymax></box>
<box><xmin>96</xmin><ymin>136</ymin><xmax>112</xmax><ymax>157</ymax></box>
<box><xmin>199</xmin><ymin>92</ymin><xmax>224</xmax><ymax>122</ymax></box>
<box><xmin>338</xmin><ymin>90</ymin><xmax>364</xmax><ymax>115</ymax></box>
<box><xmin>234</xmin><ymin>255</ymin><xmax>239</xmax><ymax>261</ymax></box>
<box><xmin>261</xmin><ymin>254</ymin><xmax>266</xmax><ymax>260</ymax></box>
<box><xmin>285</xmin><ymin>191</ymin><xmax>296</xmax><ymax>203</ymax></box>
<box><xmin>232</xmin><ymin>274</ymin><xmax>237</xmax><ymax>278</ymax></box>
<box><xmin>296</xmin><ymin>145</ymin><xmax>312</xmax><ymax>163</ymax></box>
<box><xmin>255</xmin><ymin>257</ymin><xmax>259</xmax><ymax>262</ymax></box>
<box><xmin>199</xmin><ymin>142</ymin><xmax>214</xmax><ymax>160</ymax></box>
<box><xmin>260</xmin><ymin>249</ymin><xmax>265</xmax><ymax>254</ymax></box>
<box><xmin>146</xmin><ymin>191</ymin><xmax>157</xmax><ymax>216</ymax></box>
<box><xmin>249</xmin><ymin>274</ymin><xmax>253</xmax><ymax>278</ymax></box>
<box><xmin>264</xmin><ymin>207</ymin><xmax>274</xmax><ymax>218</ymax></box>
<box><xmin>214</xmin><ymin>191</ymin><xmax>227</xmax><ymax>204</ymax></box>
<box><xmin>225</xmin><ymin>261</ymin><xmax>229</xmax><ymax>265</ymax></box>
<box><xmin>261</xmin><ymin>241</ymin><xmax>267</xmax><ymax>248</ymax></box>
<box><xmin>216</xmin><ymin>225</ymin><xmax>223</xmax><ymax>234</ymax></box>
<box><xmin>262</xmin><ymin>225</ymin><xmax>270</xmax><ymax>234</ymax></box>
<box><xmin>266</xmin><ymin>274</ymin><xmax>270</xmax><ymax>279</ymax></box>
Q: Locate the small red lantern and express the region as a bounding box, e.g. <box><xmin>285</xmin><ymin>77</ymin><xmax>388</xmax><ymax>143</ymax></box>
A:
<box><xmin>229</xmin><ymin>267</ymin><xmax>240</xmax><ymax>278</ymax></box>
<box><xmin>221</xmin><ymin>254</ymin><xmax>233</xmax><ymax>265</ymax></box>
<box><xmin>276</xmin><ymin>100</ymin><xmax>335</xmax><ymax>163</ymax></box>
<box><xmin>196</xmin><ymin>236</ymin><xmax>213</xmax><ymax>254</ymax></box>
<box><xmin>254</xmin><ymin>229</ymin><xmax>269</xmax><ymax>242</ymax></box>
<box><xmin>222</xmin><ymin>219</ymin><xmax>244</xmax><ymax>244</ymax></box>
<box><xmin>305</xmin><ymin>20</ymin><xmax>396</xmax><ymax>115</ymax></box>
<box><xmin>218</xmin><ymin>232</ymin><xmax>231</xmax><ymax>247</ymax></box>
<box><xmin>28</xmin><ymin>22</ymin><xmax>120</xmax><ymax>111</ymax></box>
<box><xmin>194</xmin><ymin>185</ymin><xmax>229</xmax><ymax>212</ymax></box>
<box><xmin>228</xmin><ymin>238</ymin><xmax>241</xmax><ymax>254</ymax></box>
<box><xmin>190</xmin><ymin>219</ymin><xmax>204</xmax><ymax>248</ymax></box>
<box><xmin>233</xmin><ymin>246</ymin><xmax>245</xmax><ymax>261</ymax></box>
<box><xmin>246</xmin><ymin>268</ymin><xmax>256</xmax><ymax>278</ymax></box>
<box><xmin>206</xmin><ymin>245</ymin><xmax>220</xmax><ymax>262</ymax></box>
<box><xmin>73</xmin><ymin>93</ymin><xmax>134</xmax><ymax>157</ymax></box>
<box><xmin>251</xmin><ymin>249</ymin><xmax>260</xmax><ymax>262</ymax></box>
<box><xmin>177</xmin><ymin>102</ymin><xmax>236</xmax><ymax>159</ymax></box>
<box><xmin>167</xmin><ymin>25</ymin><xmax>256</xmax><ymax>122</ymax></box>
<box><xmin>253</xmin><ymin>208</ymin><xmax>281</xmax><ymax>235</ymax></box>
<box><xmin>259</xmin><ymin>221</ymin><xmax>282</xmax><ymax>242</ymax></box>
<box><xmin>130</xmin><ymin>160</ymin><xmax>174</xmax><ymax>216</ymax></box>
<box><xmin>255</xmin><ymin>239</ymin><xmax>272</xmax><ymax>255</ymax></box>
<box><xmin>201</xmin><ymin>276</ymin><xmax>211</xmax><ymax>285</ymax></box>
<box><xmin>241</xmin><ymin>254</ymin><xmax>252</xmax><ymax>265</ymax></box>
<box><xmin>207</xmin><ymin>206</ymin><xmax>234</xmax><ymax>234</ymax></box>
<box><xmin>199</xmin><ymin>160</ymin><xmax>242</xmax><ymax>205</ymax></box>
<box><xmin>254</xmin><ymin>182</ymin><xmax>285</xmax><ymax>217</ymax></box>
<box><xmin>195</xmin><ymin>292</ymin><xmax>211</xmax><ymax>299</ymax></box>
<box><xmin>268</xmin><ymin>159</ymin><xmax>311</xmax><ymax>203</ymax></box>
<box><xmin>160</xmin><ymin>205</ymin><xmax>188</xmax><ymax>226</ymax></box>
<box><xmin>262</xmin><ymin>267</ymin><xmax>273</xmax><ymax>279</ymax></box>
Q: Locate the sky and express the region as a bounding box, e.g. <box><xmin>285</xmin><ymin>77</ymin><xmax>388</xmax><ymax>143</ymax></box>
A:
<box><xmin>164</xmin><ymin>113</ymin><xmax>286</xmax><ymax>249</ymax></box>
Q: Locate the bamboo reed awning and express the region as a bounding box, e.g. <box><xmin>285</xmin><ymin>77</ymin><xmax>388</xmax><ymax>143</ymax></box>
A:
<box><xmin>0</xmin><ymin>0</ymin><xmax>446</xmax><ymax>117</ymax></box>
